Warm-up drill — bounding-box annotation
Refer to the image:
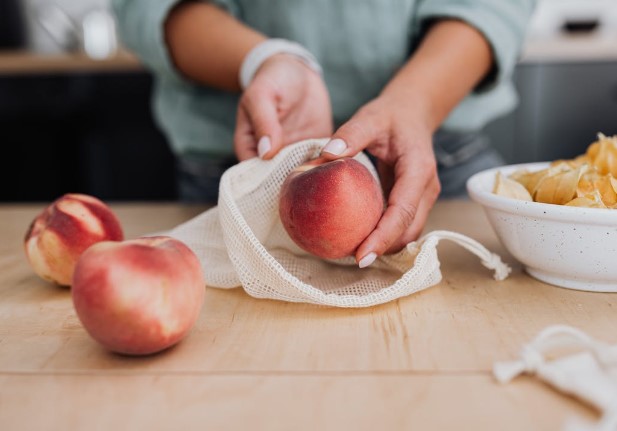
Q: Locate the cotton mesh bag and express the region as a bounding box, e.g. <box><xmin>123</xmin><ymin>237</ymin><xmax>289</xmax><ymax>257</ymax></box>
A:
<box><xmin>168</xmin><ymin>138</ymin><xmax>511</xmax><ymax>308</ymax></box>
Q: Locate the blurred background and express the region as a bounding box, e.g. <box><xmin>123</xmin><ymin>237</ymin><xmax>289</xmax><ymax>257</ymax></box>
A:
<box><xmin>0</xmin><ymin>0</ymin><xmax>616</xmax><ymax>202</ymax></box>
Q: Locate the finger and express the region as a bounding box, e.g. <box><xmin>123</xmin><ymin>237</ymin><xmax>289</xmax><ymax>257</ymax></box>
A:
<box><xmin>384</xmin><ymin>174</ymin><xmax>441</xmax><ymax>253</ymax></box>
<box><xmin>377</xmin><ymin>160</ymin><xmax>394</xmax><ymax>198</ymax></box>
<box><xmin>321</xmin><ymin>110</ymin><xmax>382</xmax><ymax>160</ymax></box>
<box><xmin>233</xmin><ymin>106</ymin><xmax>258</xmax><ymax>161</ymax></box>
<box><xmin>241</xmin><ymin>89</ymin><xmax>283</xmax><ymax>160</ymax></box>
<box><xmin>355</xmin><ymin>156</ymin><xmax>439</xmax><ymax>265</ymax></box>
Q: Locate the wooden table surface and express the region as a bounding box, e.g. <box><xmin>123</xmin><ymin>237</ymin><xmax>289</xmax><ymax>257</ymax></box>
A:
<box><xmin>1</xmin><ymin>200</ymin><xmax>613</xmax><ymax>430</ymax></box>
<box><xmin>0</xmin><ymin>50</ymin><xmax>142</xmax><ymax>75</ymax></box>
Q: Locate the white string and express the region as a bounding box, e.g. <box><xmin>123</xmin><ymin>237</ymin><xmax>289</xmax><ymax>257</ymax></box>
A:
<box><xmin>493</xmin><ymin>325</ymin><xmax>617</xmax><ymax>384</ymax></box>
<box><xmin>420</xmin><ymin>230</ymin><xmax>512</xmax><ymax>280</ymax></box>
<box><xmin>531</xmin><ymin>325</ymin><xmax>617</xmax><ymax>368</ymax></box>
<box><xmin>494</xmin><ymin>345</ymin><xmax>545</xmax><ymax>384</ymax></box>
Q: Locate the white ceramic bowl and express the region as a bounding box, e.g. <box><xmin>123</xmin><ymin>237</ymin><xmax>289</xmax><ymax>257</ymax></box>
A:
<box><xmin>466</xmin><ymin>162</ymin><xmax>617</xmax><ymax>292</ymax></box>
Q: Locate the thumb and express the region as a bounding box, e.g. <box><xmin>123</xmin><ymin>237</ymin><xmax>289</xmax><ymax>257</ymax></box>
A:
<box><xmin>242</xmin><ymin>91</ymin><xmax>283</xmax><ymax>160</ymax></box>
<box><xmin>320</xmin><ymin>113</ymin><xmax>378</xmax><ymax>160</ymax></box>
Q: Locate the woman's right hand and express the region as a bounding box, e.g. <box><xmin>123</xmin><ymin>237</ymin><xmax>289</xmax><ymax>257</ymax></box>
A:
<box><xmin>234</xmin><ymin>54</ymin><xmax>333</xmax><ymax>161</ymax></box>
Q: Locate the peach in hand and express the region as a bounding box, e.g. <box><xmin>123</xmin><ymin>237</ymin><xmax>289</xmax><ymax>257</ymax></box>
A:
<box><xmin>279</xmin><ymin>157</ymin><xmax>384</xmax><ymax>259</ymax></box>
<box><xmin>24</xmin><ymin>193</ymin><xmax>124</xmax><ymax>286</ymax></box>
<box><xmin>71</xmin><ymin>236</ymin><xmax>205</xmax><ymax>356</ymax></box>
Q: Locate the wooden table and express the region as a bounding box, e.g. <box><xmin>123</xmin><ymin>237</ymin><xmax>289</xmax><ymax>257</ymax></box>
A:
<box><xmin>1</xmin><ymin>200</ymin><xmax>613</xmax><ymax>430</ymax></box>
<box><xmin>0</xmin><ymin>50</ymin><xmax>142</xmax><ymax>75</ymax></box>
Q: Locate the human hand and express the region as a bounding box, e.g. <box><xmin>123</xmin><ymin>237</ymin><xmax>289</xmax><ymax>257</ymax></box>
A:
<box><xmin>320</xmin><ymin>93</ymin><xmax>441</xmax><ymax>266</ymax></box>
<box><xmin>234</xmin><ymin>54</ymin><xmax>333</xmax><ymax>161</ymax></box>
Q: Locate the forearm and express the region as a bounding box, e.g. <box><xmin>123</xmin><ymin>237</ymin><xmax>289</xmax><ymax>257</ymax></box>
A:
<box><xmin>165</xmin><ymin>2</ymin><xmax>266</xmax><ymax>91</ymax></box>
<box><xmin>381</xmin><ymin>19</ymin><xmax>493</xmax><ymax>132</ymax></box>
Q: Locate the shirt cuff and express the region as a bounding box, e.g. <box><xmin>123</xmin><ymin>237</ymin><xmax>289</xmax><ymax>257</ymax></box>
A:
<box><xmin>239</xmin><ymin>39</ymin><xmax>323</xmax><ymax>89</ymax></box>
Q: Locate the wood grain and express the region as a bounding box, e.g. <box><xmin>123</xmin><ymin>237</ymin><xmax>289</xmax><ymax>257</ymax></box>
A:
<box><xmin>0</xmin><ymin>50</ymin><xmax>142</xmax><ymax>75</ymax></box>
<box><xmin>0</xmin><ymin>200</ymin><xmax>611</xmax><ymax>429</ymax></box>
<box><xmin>0</xmin><ymin>375</ymin><xmax>597</xmax><ymax>431</ymax></box>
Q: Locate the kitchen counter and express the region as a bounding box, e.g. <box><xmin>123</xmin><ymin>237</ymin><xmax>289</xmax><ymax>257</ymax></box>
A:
<box><xmin>520</xmin><ymin>34</ymin><xmax>617</xmax><ymax>63</ymax></box>
<box><xmin>0</xmin><ymin>50</ymin><xmax>142</xmax><ymax>75</ymax></box>
<box><xmin>3</xmin><ymin>32</ymin><xmax>617</xmax><ymax>77</ymax></box>
<box><xmin>1</xmin><ymin>200</ymin><xmax>613</xmax><ymax>430</ymax></box>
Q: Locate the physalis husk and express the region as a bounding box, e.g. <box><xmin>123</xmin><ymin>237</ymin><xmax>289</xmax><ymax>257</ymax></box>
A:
<box><xmin>492</xmin><ymin>172</ymin><xmax>532</xmax><ymax>201</ymax></box>
<box><xmin>586</xmin><ymin>133</ymin><xmax>617</xmax><ymax>176</ymax></box>
<box><xmin>494</xmin><ymin>133</ymin><xmax>617</xmax><ymax>208</ymax></box>
<box><xmin>534</xmin><ymin>164</ymin><xmax>588</xmax><ymax>205</ymax></box>
<box><xmin>566</xmin><ymin>190</ymin><xmax>607</xmax><ymax>209</ymax></box>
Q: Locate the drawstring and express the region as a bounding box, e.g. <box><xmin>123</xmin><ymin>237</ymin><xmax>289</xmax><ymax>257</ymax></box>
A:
<box><xmin>493</xmin><ymin>325</ymin><xmax>617</xmax><ymax>384</ymax></box>
<box><xmin>493</xmin><ymin>344</ymin><xmax>545</xmax><ymax>384</ymax></box>
<box><xmin>420</xmin><ymin>230</ymin><xmax>511</xmax><ymax>281</ymax></box>
<box><xmin>494</xmin><ymin>325</ymin><xmax>617</xmax><ymax>431</ymax></box>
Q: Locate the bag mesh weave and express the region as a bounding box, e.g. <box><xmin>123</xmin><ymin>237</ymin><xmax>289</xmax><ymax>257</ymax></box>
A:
<box><xmin>168</xmin><ymin>139</ymin><xmax>510</xmax><ymax>307</ymax></box>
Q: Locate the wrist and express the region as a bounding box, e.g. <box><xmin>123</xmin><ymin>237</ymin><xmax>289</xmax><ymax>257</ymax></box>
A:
<box><xmin>378</xmin><ymin>85</ymin><xmax>438</xmax><ymax>134</ymax></box>
<box><xmin>378</xmin><ymin>20</ymin><xmax>492</xmax><ymax>132</ymax></box>
<box><xmin>239</xmin><ymin>38</ymin><xmax>322</xmax><ymax>89</ymax></box>
<box><xmin>165</xmin><ymin>1</ymin><xmax>266</xmax><ymax>91</ymax></box>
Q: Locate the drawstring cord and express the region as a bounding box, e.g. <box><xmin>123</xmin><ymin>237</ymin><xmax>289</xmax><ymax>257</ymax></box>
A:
<box><xmin>494</xmin><ymin>325</ymin><xmax>617</xmax><ymax>431</ymax></box>
<box><xmin>493</xmin><ymin>325</ymin><xmax>617</xmax><ymax>384</ymax></box>
<box><xmin>420</xmin><ymin>230</ymin><xmax>512</xmax><ymax>281</ymax></box>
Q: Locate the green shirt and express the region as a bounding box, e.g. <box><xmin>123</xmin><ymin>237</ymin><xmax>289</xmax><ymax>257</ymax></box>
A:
<box><xmin>112</xmin><ymin>0</ymin><xmax>536</xmax><ymax>159</ymax></box>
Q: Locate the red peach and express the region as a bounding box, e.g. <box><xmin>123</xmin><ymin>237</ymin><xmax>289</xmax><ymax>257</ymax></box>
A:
<box><xmin>71</xmin><ymin>236</ymin><xmax>205</xmax><ymax>356</ymax></box>
<box><xmin>24</xmin><ymin>193</ymin><xmax>124</xmax><ymax>286</ymax></box>
<box><xmin>279</xmin><ymin>157</ymin><xmax>384</xmax><ymax>259</ymax></box>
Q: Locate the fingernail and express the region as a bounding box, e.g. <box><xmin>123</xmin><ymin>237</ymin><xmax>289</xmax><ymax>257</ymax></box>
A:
<box><xmin>358</xmin><ymin>252</ymin><xmax>377</xmax><ymax>268</ymax></box>
<box><xmin>322</xmin><ymin>138</ymin><xmax>347</xmax><ymax>156</ymax></box>
<box><xmin>257</xmin><ymin>136</ymin><xmax>271</xmax><ymax>158</ymax></box>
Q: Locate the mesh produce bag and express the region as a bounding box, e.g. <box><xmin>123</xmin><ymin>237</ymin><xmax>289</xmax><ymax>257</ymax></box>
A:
<box><xmin>168</xmin><ymin>139</ymin><xmax>510</xmax><ymax>308</ymax></box>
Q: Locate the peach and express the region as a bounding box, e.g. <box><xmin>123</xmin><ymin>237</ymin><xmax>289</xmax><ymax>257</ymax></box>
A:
<box><xmin>279</xmin><ymin>157</ymin><xmax>384</xmax><ymax>259</ymax></box>
<box><xmin>24</xmin><ymin>193</ymin><xmax>124</xmax><ymax>286</ymax></box>
<box><xmin>72</xmin><ymin>236</ymin><xmax>205</xmax><ymax>356</ymax></box>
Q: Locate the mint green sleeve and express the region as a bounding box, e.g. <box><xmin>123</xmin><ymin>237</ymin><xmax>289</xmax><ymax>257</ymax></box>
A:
<box><xmin>414</xmin><ymin>0</ymin><xmax>536</xmax><ymax>91</ymax></box>
<box><xmin>111</xmin><ymin>0</ymin><xmax>240</xmax><ymax>82</ymax></box>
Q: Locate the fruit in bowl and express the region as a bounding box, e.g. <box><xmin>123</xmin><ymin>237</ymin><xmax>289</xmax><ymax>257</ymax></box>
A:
<box><xmin>466</xmin><ymin>134</ymin><xmax>617</xmax><ymax>292</ymax></box>
<box><xmin>24</xmin><ymin>193</ymin><xmax>124</xmax><ymax>286</ymax></box>
<box><xmin>493</xmin><ymin>133</ymin><xmax>617</xmax><ymax>208</ymax></box>
<box><xmin>279</xmin><ymin>157</ymin><xmax>385</xmax><ymax>260</ymax></box>
<box><xmin>72</xmin><ymin>236</ymin><xmax>205</xmax><ymax>355</ymax></box>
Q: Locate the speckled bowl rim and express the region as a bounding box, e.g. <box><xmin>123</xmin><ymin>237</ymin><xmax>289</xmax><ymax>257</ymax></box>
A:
<box><xmin>466</xmin><ymin>162</ymin><xmax>617</xmax><ymax>226</ymax></box>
